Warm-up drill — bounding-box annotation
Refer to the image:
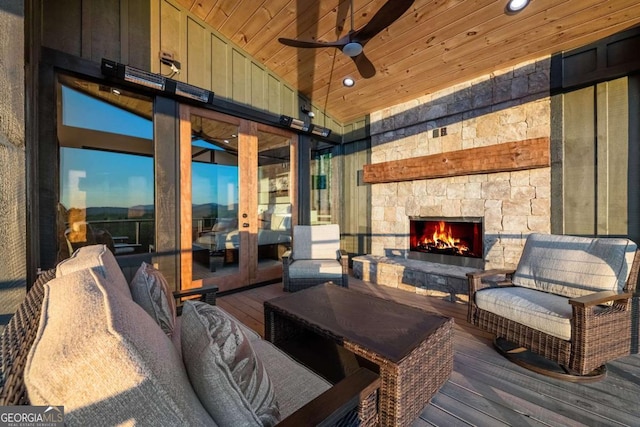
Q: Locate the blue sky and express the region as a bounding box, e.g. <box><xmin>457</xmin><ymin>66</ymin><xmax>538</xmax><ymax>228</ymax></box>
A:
<box><xmin>60</xmin><ymin>86</ymin><xmax>238</xmax><ymax>210</ymax></box>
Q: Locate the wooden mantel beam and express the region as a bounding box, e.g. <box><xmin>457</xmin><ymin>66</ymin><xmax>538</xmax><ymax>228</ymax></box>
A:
<box><xmin>362</xmin><ymin>137</ymin><xmax>550</xmax><ymax>184</ymax></box>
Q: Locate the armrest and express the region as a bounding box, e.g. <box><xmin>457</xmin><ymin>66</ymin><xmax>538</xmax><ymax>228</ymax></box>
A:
<box><xmin>466</xmin><ymin>268</ymin><xmax>516</xmax><ymax>280</ymax></box>
<box><xmin>569</xmin><ymin>290</ymin><xmax>633</xmax><ymax>308</ymax></box>
<box><xmin>173</xmin><ymin>284</ymin><xmax>219</xmax><ymax>307</ymax></box>
<box><xmin>277</xmin><ymin>367</ymin><xmax>379</xmax><ymax>427</ymax></box>
<box><xmin>467</xmin><ymin>269</ymin><xmax>515</xmax><ymax>294</ymax></box>
<box><xmin>338</xmin><ymin>250</ymin><xmax>349</xmax><ymax>273</ymax></box>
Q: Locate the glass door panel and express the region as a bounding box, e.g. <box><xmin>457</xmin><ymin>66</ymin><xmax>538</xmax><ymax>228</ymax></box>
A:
<box><xmin>190</xmin><ymin>115</ymin><xmax>242</xmax><ymax>283</ymax></box>
<box><xmin>257</xmin><ymin>130</ymin><xmax>292</xmax><ymax>274</ymax></box>
<box><xmin>180</xmin><ymin>108</ymin><xmax>296</xmax><ymax>291</ymax></box>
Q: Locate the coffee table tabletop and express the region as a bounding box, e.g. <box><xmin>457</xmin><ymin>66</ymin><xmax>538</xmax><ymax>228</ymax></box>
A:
<box><xmin>264</xmin><ymin>282</ymin><xmax>453</xmax><ymax>427</ymax></box>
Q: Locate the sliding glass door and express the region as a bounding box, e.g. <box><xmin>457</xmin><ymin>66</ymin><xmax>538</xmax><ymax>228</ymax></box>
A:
<box><xmin>180</xmin><ymin>107</ymin><xmax>296</xmax><ymax>292</ymax></box>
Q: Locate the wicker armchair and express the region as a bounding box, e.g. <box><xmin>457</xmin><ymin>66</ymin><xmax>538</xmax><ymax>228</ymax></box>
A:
<box><xmin>467</xmin><ymin>233</ymin><xmax>640</xmax><ymax>380</ymax></box>
<box><xmin>282</xmin><ymin>224</ymin><xmax>349</xmax><ymax>292</ymax></box>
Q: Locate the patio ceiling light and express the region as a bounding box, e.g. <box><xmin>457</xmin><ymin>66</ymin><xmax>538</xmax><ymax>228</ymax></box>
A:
<box><xmin>505</xmin><ymin>0</ymin><xmax>530</xmax><ymax>14</ymax></box>
<box><xmin>343</xmin><ymin>77</ymin><xmax>355</xmax><ymax>87</ymax></box>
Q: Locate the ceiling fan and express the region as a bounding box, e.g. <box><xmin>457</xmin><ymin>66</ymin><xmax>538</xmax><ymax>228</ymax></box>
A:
<box><xmin>278</xmin><ymin>0</ymin><xmax>415</xmax><ymax>79</ymax></box>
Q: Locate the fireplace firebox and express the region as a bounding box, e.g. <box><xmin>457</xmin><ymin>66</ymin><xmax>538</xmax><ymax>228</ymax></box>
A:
<box><xmin>409</xmin><ymin>217</ymin><xmax>484</xmax><ymax>269</ymax></box>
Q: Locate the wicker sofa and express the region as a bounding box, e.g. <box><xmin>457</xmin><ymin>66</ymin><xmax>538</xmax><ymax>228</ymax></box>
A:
<box><xmin>0</xmin><ymin>245</ymin><xmax>378</xmax><ymax>426</ymax></box>
<box><xmin>468</xmin><ymin>233</ymin><xmax>640</xmax><ymax>380</ymax></box>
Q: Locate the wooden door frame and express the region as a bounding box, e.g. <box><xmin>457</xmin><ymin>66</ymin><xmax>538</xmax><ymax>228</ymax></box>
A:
<box><xmin>179</xmin><ymin>105</ymin><xmax>297</xmax><ymax>291</ymax></box>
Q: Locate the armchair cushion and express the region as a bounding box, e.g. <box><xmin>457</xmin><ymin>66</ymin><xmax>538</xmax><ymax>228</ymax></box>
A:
<box><xmin>512</xmin><ymin>233</ymin><xmax>637</xmax><ymax>299</ymax></box>
<box><xmin>475</xmin><ymin>286</ymin><xmax>575</xmax><ymax>340</ymax></box>
<box><xmin>181</xmin><ymin>301</ymin><xmax>280</xmax><ymax>427</ymax></box>
<box><xmin>25</xmin><ymin>268</ymin><xmax>214</xmax><ymax>426</ymax></box>
<box><xmin>56</xmin><ymin>244</ymin><xmax>131</xmax><ymax>298</ymax></box>
<box><xmin>287</xmin><ymin>259</ymin><xmax>343</xmax><ymax>281</ymax></box>
<box><xmin>292</xmin><ymin>224</ymin><xmax>340</xmax><ymax>260</ymax></box>
<box><xmin>129</xmin><ymin>262</ymin><xmax>177</xmax><ymax>338</ymax></box>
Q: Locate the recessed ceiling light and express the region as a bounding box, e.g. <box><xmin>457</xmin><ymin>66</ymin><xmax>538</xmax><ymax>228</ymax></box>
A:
<box><xmin>505</xmin><ymin>0</ymin><xmax>530</xmax><ymax>14</ymax></box>
<box><xmin>343</xmin><ymin>77</ymin><xmax>355</xmax><ymax>87</ymax></box>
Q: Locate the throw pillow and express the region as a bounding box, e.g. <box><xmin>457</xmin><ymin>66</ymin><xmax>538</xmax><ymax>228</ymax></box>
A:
<box><xmin>129</xmin><ymin>262</ymin><xmax>176</xmax><ymax>337</ymax></box>
<box><xmin>181</xmin><ymin>301</ymin><xmax>280</xmax><ymax>427</ymax></box>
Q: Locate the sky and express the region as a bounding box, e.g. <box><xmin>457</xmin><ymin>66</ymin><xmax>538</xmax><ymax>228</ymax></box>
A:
<box><xmin>59</xmin><ymin>86</ymin><xmax>239</xmax><ymax>211</ymax></box>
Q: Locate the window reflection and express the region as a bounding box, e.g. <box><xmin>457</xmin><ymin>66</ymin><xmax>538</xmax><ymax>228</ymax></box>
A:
<box><xmin>57</xmin><ymin>77</ymin><xmax>154</xmax><ymax>261</ymax></box>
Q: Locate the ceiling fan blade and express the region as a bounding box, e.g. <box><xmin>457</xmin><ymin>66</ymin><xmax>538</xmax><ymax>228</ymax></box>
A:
<box><xmin>352</xmin><ymin>52</ymin><xmax>376</xmax><ymax>79</ymax></box>
<box><xmin>353</xmin><ymin>0</ymin><xmax>415</xmax><ymax>44</ymax></box>
<box><xmin>278</xmin><ymin>37</ymin><xmax>346</xmax><ymax>49</ymax></box>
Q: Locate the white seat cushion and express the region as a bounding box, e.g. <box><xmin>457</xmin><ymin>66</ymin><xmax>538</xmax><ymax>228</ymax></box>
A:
<box><xmin>475</xmin><ymin>286</ymin><xmax>575</xmax><ymax>340</ymax></box>
<box><xmin>25</xmin><ymin>268</ymin><xmax>215</xmax><ymax>426</ymax></box>
<box><xmin>513</xmin><ymin>233</ymin><xmax>637</xmax><ymax>298</ymax></box>
<box><xmin>56</xmin><ymin>244</ymin><xmax>131</xmax><ymax>298</ymax></box>
<box><xmin>288</xmin><ymin>259</ymin><xmax>343</xmax><ymax>280</ymax></box>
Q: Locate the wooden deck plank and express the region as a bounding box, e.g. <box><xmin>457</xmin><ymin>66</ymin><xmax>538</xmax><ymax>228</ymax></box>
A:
<box><xmin>454</xmin><ymin>351</ymin><xmax>637</xmax><ymax>426</ymax></box>
<box><xmin>454</xmin><ymin>336</ymin><xmax>640</xmax><ymax>414</ymax></box>
<box><xmin>429</xmin><ymin>385</ymin><xmax>515</xmax><ymax>427</ymax></box>
<box><xmin>217</xmin><ymin>278</ymin><xmax>640</xmax><ymax>426</ymax></box>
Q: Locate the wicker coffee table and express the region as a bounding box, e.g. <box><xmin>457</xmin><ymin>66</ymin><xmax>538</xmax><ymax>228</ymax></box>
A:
<box><xmin>264</xmin><ymin>283</ymin><xmax>453</xmax><ymax>427</ymax></box>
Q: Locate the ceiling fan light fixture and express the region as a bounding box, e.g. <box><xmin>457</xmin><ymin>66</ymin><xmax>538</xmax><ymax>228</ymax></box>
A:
<box><xmin>343</xmin><ymin>77</ymin><xmax>355</xmax><ymax>87</ymax></box>
<box><xmin>505</xmin><ymin>0</ymin><xmax>530</xmax><ymax>14</ymax></box>
<box><xmin>342</xmin><ymin>42</ymin><xmax>363</xmax><ymax>57</ymax></box>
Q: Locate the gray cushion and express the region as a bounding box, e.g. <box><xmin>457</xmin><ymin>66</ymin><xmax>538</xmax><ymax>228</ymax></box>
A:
<box><xmin>24</xmin><ymin>268</ymin><xmax>215</xmax><ymax>426</ymax></box>
<box><xmin>251</xmin><ymin>339</ymin><xmax>331</xmax><ymax>419</ymax></box>
<box><xmin>129</xmin><ymin>262</ymin><xmax>177</xmax><ymax>337</ymax></box>
<box><xmin>288</xmin><ymin>259</ymin><xmax>343</xmax><ymax>280</ymax></box>
<box><xmin>292</xmin><ymin>224</ymin><xmax>340</xmax><ymax>260</ymax></box>
<box><xmin>56</xmin><ymin>244</ymin><xmax>131</xmax><ymax>298</ymax></box>
<box><xmin>475</xmin><ymin>286</ymin><xmax>577</xmax><ymax>340</ymax></box>
<box><xmin>513</xmin><ymin>233</ymin><xmax>637</xmax><ymax>298</ymax></box>
<box><xmin>181</xmin><ymin>301</ymin><xmax>280</xmax><ymax>427</ymax></box>
<box><xmin>216</xmin><ymin>306</ymin><xmax>262</xmax><ymax>342</ymax></box>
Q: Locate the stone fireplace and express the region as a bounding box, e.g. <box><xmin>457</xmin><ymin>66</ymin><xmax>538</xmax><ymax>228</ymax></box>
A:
<box><xmin>365</xmin><ymin>58</ymin><xmax>552</xmax><ymax>270</ymax></box>
<box><xmin>409</xmin><ymin>217</ymin><xmax>484</xmax><ymax>269</ymax></box>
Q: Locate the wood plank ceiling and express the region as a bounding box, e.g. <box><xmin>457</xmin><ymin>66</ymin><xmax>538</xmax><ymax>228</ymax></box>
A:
<box><xmin>175</xmin><ymin>0</ymin><xmax>640</xmax><ymax>123</ymax></box>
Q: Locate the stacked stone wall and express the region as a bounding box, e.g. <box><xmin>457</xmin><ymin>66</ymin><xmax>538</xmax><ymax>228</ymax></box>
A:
<box><xmin>368</xmin><ymin>58</ymin><xmax>552</xmax><ymax>269</ymax></box>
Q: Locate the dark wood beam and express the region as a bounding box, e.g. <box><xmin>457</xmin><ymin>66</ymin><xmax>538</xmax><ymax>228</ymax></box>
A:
<box><xmin>363</xmin><ymin>137</ymin><xmax>550</xmax><ymax>184</ymax></box>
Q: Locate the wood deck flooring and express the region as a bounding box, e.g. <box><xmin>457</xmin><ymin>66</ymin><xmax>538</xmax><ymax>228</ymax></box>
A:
<box><xmin>217</xmin><ymin>277</ymin><xmax>640</xmax><ymax>427</ymax></box>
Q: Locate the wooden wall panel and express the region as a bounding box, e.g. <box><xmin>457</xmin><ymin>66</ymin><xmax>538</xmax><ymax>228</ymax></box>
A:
<box><xmin>267</xmin><ymin>74</ymin><xmax>281</xmax><ymax>114</ymax></box>
<box><xmin>210</xmin><ymin>34</ymin><xmax>229</xmax><ymax>98</ymax></box>
<box><xmin>42</xmin><ymin>0</ymin><xmax>82</xmax><ymax>56</ymax></box>
<box><xmin>42</xmin><ymin>0</ymin><xmax>151</xmax><ymax>71</ymax></box>
<box><xmin>159</xmin><ymin>0</ymin><xmax>182</xmax><ymax>70</ymax></box>
<box><xmin>186</xmin><ymin>17</ymin><xmax>211</xmax><ymax>90</ymax></box>
<box><xmin>231</xmin><ymin>48</ymin><xmax>248</xmax><ymax>104</ymax></box>
<box><xmin>564</xmin><ymin>88</ymin><xmax>595</xmax><ymax>235</ymax></box>
<box><xmin>126</xmin><ymin>0</ymin><xmax>152</xmax><ymax>68</ymax></box>
<box><xmin>342</xmin><ymin>140</ymin><xmax>371</xmax><ymax>257</ymax></box>
<box><xmin>251</xmin><ymin>62</ymin><xmax>266</xmax><ymax>111</ymax></box>
<box><xmin>87</xmin><ymin>0</ymin><xmax>121</xmax><ymax>63</ymax></box>
<box><xmin>149</xmin><ymin>0</ymin><xmax>343</xmax><ymax>135</ymax></box>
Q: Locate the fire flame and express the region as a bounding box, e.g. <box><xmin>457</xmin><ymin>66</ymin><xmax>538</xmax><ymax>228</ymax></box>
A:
<box><xmin>421</xmin><ymin>221</ymin><xmax>469</xmax><ymax>254</ymax></box>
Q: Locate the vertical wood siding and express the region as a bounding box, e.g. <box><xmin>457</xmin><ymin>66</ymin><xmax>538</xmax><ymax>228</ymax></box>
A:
<box><xmin>40</xmin><ymin>0</ymin><xmax>347</xmax><ymax>135</ymax></box>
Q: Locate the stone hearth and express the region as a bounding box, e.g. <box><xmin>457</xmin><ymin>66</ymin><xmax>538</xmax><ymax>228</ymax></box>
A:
<box><xmin>352</xmin><ymin>255</ymin><xmax>476</xmax><ymax>301</ymax></box>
